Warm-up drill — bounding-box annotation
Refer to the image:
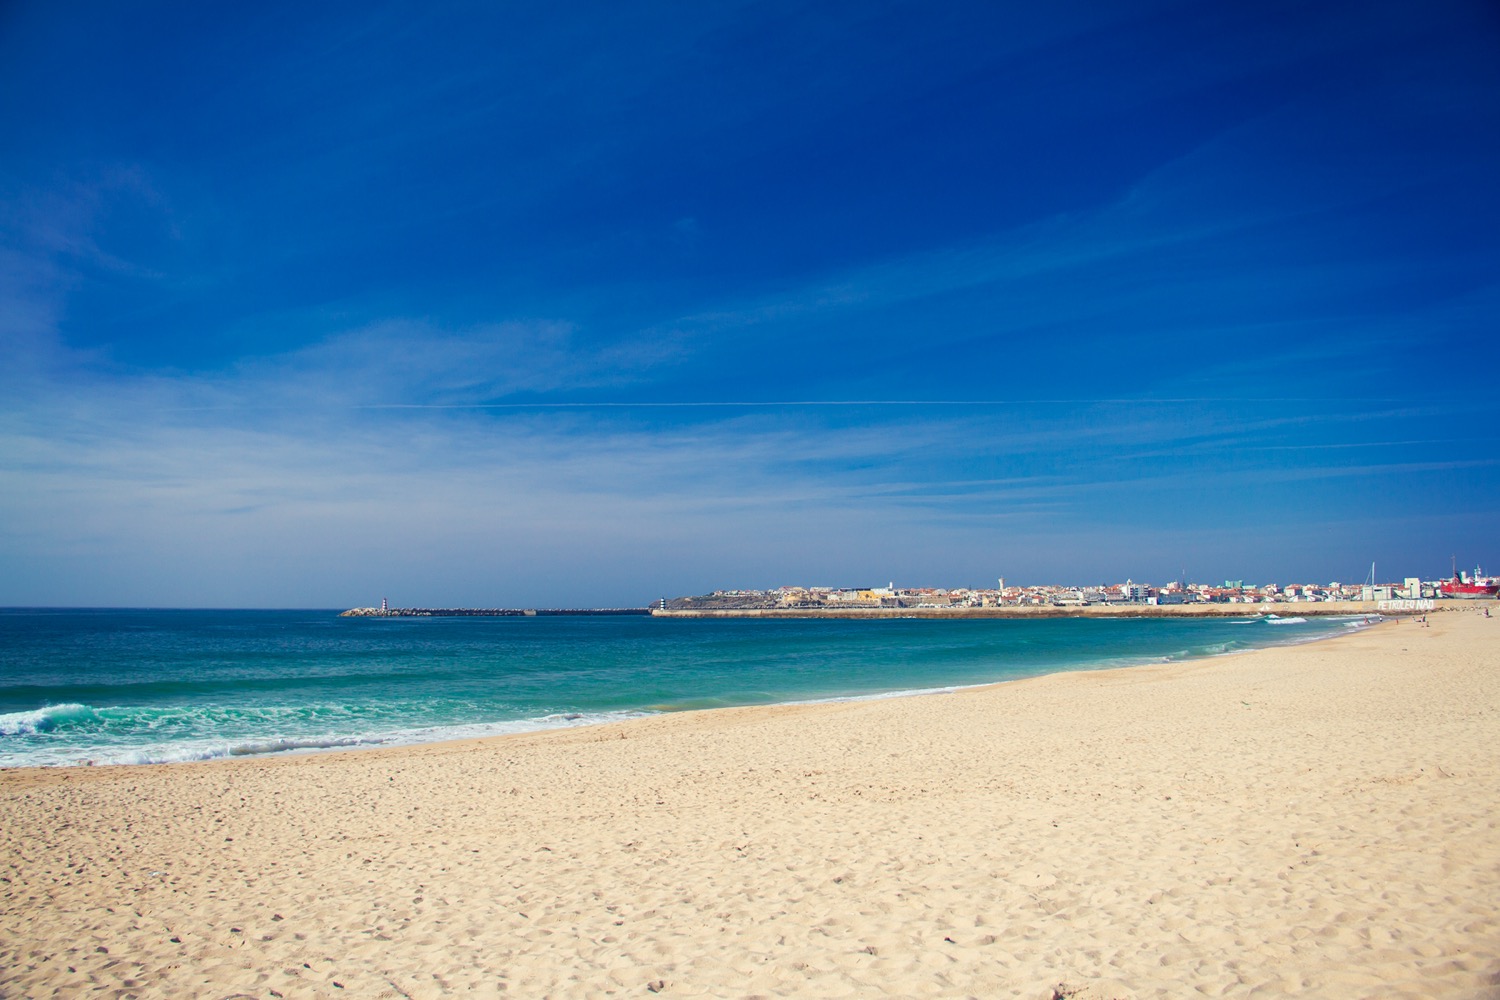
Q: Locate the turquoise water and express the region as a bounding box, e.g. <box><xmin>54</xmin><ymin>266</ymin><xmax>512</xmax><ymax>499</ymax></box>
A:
<box><xmin>0</xmin><ymin>609</ymin><xmax>1370</xmax><ymax>767</ymax></box>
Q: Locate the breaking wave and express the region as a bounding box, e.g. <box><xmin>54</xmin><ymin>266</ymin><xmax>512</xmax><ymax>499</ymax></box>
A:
<box><xmin>0</xmin><ymin>702</ymin><xmax>99</xmax><ymax>736</ymax></box>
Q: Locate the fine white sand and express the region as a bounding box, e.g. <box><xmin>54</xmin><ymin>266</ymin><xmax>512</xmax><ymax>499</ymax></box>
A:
<box><xmin>3</xmin><ymin>609</ymin><xmax>1498</xmax><ymax>998</ymax></box>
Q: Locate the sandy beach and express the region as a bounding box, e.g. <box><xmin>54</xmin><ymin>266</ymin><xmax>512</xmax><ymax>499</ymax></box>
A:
<box><xmin>2</xmin><ymin>610</ymin><xmax>1497</xmax><ymax>999</ymax></box>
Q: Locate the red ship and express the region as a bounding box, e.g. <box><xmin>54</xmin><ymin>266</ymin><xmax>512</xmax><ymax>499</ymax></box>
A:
<box><xmin>1440</xmin><ymin>560</ymin><xmax>1499</xmax><ymax>599</ymax></box>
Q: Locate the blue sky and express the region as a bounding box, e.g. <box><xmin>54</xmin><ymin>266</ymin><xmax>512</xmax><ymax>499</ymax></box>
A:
<box><xmin>2</xmin><ymin>0</ymin><xmax>1498</xmax><ymax>607</ymax></box>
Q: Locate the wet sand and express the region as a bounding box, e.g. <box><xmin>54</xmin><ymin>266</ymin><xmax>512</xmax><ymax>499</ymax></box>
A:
<box><xmin>3</xmin><ymin>609</ymin><xmax>1497</xmax><ymax>998</ymax></box>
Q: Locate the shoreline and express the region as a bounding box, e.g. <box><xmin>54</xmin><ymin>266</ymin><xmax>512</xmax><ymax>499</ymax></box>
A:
<box><xmin>3</xmin><ymin>613</ymin><xmax>1378</xmax><ymax>771</ymax></box>
<box><xmin>3</xmin><ymin>610</ymin><xmax>1496</xmax><ymax>997</ymax></box>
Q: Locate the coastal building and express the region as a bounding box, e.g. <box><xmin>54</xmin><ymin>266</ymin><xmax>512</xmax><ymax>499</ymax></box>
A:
<box><xmin>664</xmin><ymin>568</ymin><xmax>1470</xmax><ymax>613</ymax></box>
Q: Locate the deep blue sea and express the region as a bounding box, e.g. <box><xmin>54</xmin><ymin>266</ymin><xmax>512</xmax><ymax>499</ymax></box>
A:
<box><xmin>0</xmin><ymin>609</ymin><xmax>1372</xmax><ymax>767</ymax></box>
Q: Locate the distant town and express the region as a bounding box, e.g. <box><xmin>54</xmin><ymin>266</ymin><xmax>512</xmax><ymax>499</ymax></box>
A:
<box><xmin>342</xmin><ymin>567</ymin><xmax>1493</xmax><ymax>618</ymax></box>
<box><xmin>662</xmin><ymin>569</ymin><xmax>1493</xmax><ymax>612</ymax></box>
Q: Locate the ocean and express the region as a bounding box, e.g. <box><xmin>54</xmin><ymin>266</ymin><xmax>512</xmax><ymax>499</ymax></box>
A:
<box><xmin>0</xmin><ymin>608</ymin><xmax>1372</xmax><ymax>768</ymax></box>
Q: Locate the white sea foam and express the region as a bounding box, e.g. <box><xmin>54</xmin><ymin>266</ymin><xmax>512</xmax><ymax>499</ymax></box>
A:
<box><xmin>372</xmin><ymin>709</ymin><xmax>655</xmax><ymax>749</ymax></box>
<box><xmin>2</xmin><ymin>707</ymin><xmax>659</xmax><ymax>768</ymax></box>
<box><xmin>92</xmin><ymin>735</ymin><xmax>385</xmax><ymax>766</ymax></box>
<box><xmin>228</xmin><ymin>735</ymin><xmax>379</xmax><ymax>756</ymax></box>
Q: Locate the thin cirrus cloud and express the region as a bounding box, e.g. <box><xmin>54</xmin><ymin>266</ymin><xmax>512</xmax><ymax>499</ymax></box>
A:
<box><xmin>6</xmin><ymin>159</ymin><xmax>1497</xmax><ymax>604</ymax></box>
<box><xmin>4</xmin><ymin>180</ymin><xmax>1496</xmax><ymax>607</ymax></box>
<box><xmin>0</xmin><ymin>377</ymin><xmax>1488</xmax><ymax>606</ymax></box>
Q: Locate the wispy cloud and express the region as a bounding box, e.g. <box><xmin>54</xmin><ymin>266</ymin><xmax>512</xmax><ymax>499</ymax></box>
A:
<box><xmin>3</xmin><ymin>325</ymin><xmax>1494</xmax><ymax>607</ymax></box>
